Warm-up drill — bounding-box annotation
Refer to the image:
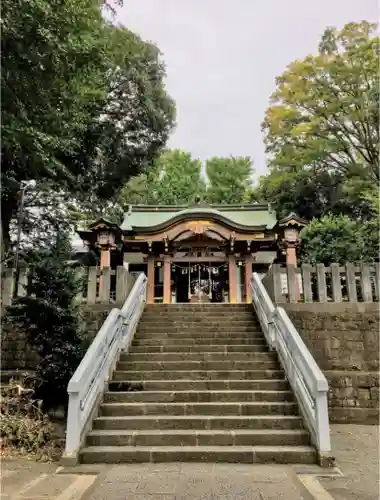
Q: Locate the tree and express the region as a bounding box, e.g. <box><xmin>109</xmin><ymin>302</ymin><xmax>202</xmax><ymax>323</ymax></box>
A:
<box><xmin>77</xmin><ymin>26</ymin><xmax>176</xmax><ymax>201</ymax></box>
<box><xmin>205</xmin><ymin>156</ymin><xmax>254</xmax><ymax>204</ymax></box>
<box><xmin>1</xmin><ymin>0</ymin><xmax>175</xmax><ymax>257</ymax></box>
<box><xmin>300</xmin><ymin>214</ymin><xmax>379</xmax><ymax>265</ymax></box>
<box><xmin>262</xmin><ymin>21</ymin><xmax>379</xmax><ymax>215</ymax></box>
<box><xmin>5</xmin><ymin>234</ymin><xmax>85</xmax><ymax>411</ymax></box>
<box><xmin>1</xmin><ymin>0</ymin><xmax>106</xmax><ymax>253</ymax></box>
<box><xmin>148</xmin><ymin>149</ymin><xmax>205</xmax><ymax>205</ymax></box>
<box><xmin>120</xmin><ymin>149</ymin><xmax>206</xmax><ymax>206</ymax></box>
<box><xmin>255</xmin><ymin>168</ymin><xmax>373</xmax><ymax>220</ymax></box>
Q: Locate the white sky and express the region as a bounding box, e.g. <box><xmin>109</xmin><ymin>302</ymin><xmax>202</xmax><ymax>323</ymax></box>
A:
<box><xmin>116</xmin><ymin>0</ymin><xmax>378</xmax><ymax>177</ymax></box>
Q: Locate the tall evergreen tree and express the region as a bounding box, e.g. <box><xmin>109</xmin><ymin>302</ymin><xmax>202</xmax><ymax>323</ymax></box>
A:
<box><xmin>119</xmin><ymin>149</ymin><xmax>206</xmax><ymax>206</ymax></box>
<box><xmin>205</xmin><ymin>156</ymin><xmax>254</xmax><ymax>204</ymax></box>
<box><xmin>5</xmin><ymin>234</ymin><xmax>84</xmax><ymax>411</ymax></box>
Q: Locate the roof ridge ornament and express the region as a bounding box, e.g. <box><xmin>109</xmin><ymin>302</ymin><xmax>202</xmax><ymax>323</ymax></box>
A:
<box><xmin>192</xmin><ymin>194</ymin><xmax>208</xmax><ymax>208</ymax></box>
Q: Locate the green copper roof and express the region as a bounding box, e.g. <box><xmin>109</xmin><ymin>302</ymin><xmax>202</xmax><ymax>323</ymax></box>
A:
<box><xmin>121</xmin><ymin>204</ymin><xmax>277</xmax><ymax>232</ymax></box>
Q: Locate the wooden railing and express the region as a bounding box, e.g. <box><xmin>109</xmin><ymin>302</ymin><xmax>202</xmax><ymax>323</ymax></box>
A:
<box><xmin>263</xmin><ymin>263</ymin><xmax>380</xmax><ymax>303</ymax></box>
<box><xmin>1</xmin><ymin>266</ymin><xmax>137</xmax><ymax>308</ymax></box>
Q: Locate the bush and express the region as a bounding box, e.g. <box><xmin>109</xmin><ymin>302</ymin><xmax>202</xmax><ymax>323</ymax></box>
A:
<box><xmin>300</xmin><ymin>214</ymin><xmax>379</xmax><ymax>265</ymax></box>
<box><xmin>0</xmin><ymin>378</ymin><xmax>55</xmax><ymax>459</ymax></box>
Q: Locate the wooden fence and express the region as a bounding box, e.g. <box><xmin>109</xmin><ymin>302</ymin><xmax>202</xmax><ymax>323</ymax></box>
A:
<box><xmin>1</xmin><ymin>266</ymin><xmax>138</xmax><ymax>308</ymax></box>
<box><xmin>262</xmin><ymin>263</ymin><xmax>380</xmax><ymax>303</ymax></box>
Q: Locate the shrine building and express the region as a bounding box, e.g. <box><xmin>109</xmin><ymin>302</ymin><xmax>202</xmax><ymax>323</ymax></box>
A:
<box><xmin>77</xmin><ymin>202</ymin><xmax>306</xmax><ymax>304</ymax></box>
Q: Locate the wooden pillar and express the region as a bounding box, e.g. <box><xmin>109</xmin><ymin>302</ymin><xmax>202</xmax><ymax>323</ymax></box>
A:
<box><xmin>100</xmin><ymin>246</ymin><xmax>111</xmax><ymax>269</ymax></box>
<box><xmin>163</xmin><ymin>257</ymin><xmax>171</xmax><ymax>304</ymax></box>
<box><xmin>228</xmin><ymin>255</ymin><xmax>237</xmax><ymax>304</ymax></box>
<box><xmin>285</xmin><ymin>245</ymin><xmax>300</xmax><ymax>300</ymax></box>
<box><xmin>99</xmin><ymin>247</ymin><xmax>111</xmax><ymax>296</ymax></box>
<box><xmin>147</xmin><ymin>255</ymin><xmax>155</xmax><ymax>304</ymax></box>
<box><xmin>245</xmin><ymin>255</ymin><xmax>253</xmax><ymax>304</ymax></box>
<box><xmin>286</xmin><ymin>246</ymin><xmax>297</xmax><ymax>266</ymax></box>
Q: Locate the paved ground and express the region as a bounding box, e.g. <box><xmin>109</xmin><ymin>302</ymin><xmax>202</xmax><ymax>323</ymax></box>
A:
<box><xmin>1</xmin><ymin>425</ymin><xmax>378</xmax><ymax>500</ymax></box>
<box><xmin>319</xmin><ymin>424</ymin><xmax>379</xmax><ymax>500</ymax></box>
<box><xmin>80</xmin><ymin>463</ymin><xmax>314</xmax><ymax>500</ymax></box>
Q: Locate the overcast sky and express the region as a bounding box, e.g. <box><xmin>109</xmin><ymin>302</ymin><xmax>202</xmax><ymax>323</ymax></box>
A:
<box><xmin>116</xmin><ymin>0</ymin><xmax>377</xmax><ymax>178</ymax></box>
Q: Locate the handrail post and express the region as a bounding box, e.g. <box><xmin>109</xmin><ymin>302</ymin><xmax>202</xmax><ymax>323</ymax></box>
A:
<box><xmin>267</xmin><ymin>315</ymin><xmax>276</xmax><ymax>350</ymax></box>
<box><xmin>65</xmin><ymin>390</ymin><xmax>81</xmax><ymax>457</ymax></box>
<box><xmin>315</xmin><ymin>389</ymin><xmax>331</xmax><ymax>452</ymax></box>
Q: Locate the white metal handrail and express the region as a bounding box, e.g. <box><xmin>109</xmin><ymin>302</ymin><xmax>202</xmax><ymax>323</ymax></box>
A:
<box><xmin>251</xmin><ymin>272</ymin><xmax>331</xmax><ymax>454</ymax></box>
<box><xmin>64</xmin><ymin>273</ymin><xmax>147</xmax><ymax>460</ymax></box>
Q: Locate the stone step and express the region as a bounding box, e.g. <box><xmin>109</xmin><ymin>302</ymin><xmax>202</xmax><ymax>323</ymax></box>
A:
<box><xmin>139</xmin><ymin>317</ymin><xmax>259</xmax><ymax>323</ymax></box>
<box><xmin>144</xmin><ymin>305</ymin><xmax>252</xmax><ymax>311</ymax></box>
<box><xmin>99</xmin><ymin>401</ymin><xmax>298</xmax><ymax>417</ymax></box>
<box><xmin>86</xmin><ymin>429</ymin><xmax>310</xmax><ymax>447</ymax></box>
<box><xmin>139</xmin><ymin>318</ymin><xmax>259</xmax><ymax>324</ymax></box>
<box><xmin>135</xmin><ymin>331</ymin><xmax>264</xmax><ymax>338</ymax></box>
<box><xmin>92</xmin><ymin>414</ymin><xmax>305</xmax><ymax>431</ymax></box>
<box><xmin>104</xmin><ymin>390</ymin><xmax>294</xmax><ymax>403</ymax></box>
<box><xmin>142</xmin><ymin>311</ymin><xmax>254</xmax><ymax>316</ymax></box>
<box><xmin>133</xmin><ymin>336</ymin><xmax>266</xmax><ymax>344</ymax></box>
<box><xmin>128</xmin><ymin>344</ymin><xmax>269</xmax><ymax>353</ymax></box>
<box><xmin>137</xmin><ymin>325</ymin><xmax>262</xmax><ymax>333</ymax></box>
<box><xmin>123</xmin><ymin>351</ymin><xmax>276</xmax><ymax>362</ymax></box>
<box><xmin>80</xmin><ymin>444</ymin><xmax>316</xmax><ymax>464</ymax></box>
<box><xmin>108</xmin><ymin>379</ymin><xmax>289</xmax><ymax>392</ymax></box>
<box><xmin>132</xmin><ymin>338</ymin><xmax>265</xmax><ymax>346</ymax></box>
<box><xmin>112</xmin><ymin>370</ymin><xmax>285</xmax><ymax>381</ymax></box>
<box><xmin>116</xmin><ymin>360</ymin><xmax>279</xmax><ymax>372</ymax></box>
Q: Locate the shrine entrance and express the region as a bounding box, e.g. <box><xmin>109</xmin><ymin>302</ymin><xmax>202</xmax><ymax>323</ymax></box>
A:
<box><xmin>172</xmin><ymin>262</ymin><xmax>228</xmax><ymax>303</ymax></box>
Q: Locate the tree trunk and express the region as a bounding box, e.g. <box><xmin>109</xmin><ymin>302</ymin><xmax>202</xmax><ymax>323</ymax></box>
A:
<box><xmin>1</xmin><ymin>195</ymin><xmax>18</xmax><ymax>267</ymax></box>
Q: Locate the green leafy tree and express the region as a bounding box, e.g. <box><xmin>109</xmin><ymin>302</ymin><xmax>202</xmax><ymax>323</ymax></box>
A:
<box><xmin>1</xmin><ymin>0</ymin><xmax>175</xmax><ymax>258</ymax></box>
<box><xmin>255</xmin><ymin>168</ymin><xmax>373</xmax><ymax>220</ymax></box>
<box><xmin>300</xmin><ymin>214</ymin><xmax>379</xmax><ymax>265</ymax></box>
<box><xmin>262</xmin><ymin>21</ymin><xmax>379</xmax><ymax>216</ymax></box>
<box><xmin>1</xmin><ymin>0</ymin><xmax>106</xmax><ymax>253</ymax></box>
<box><xmin>5</xmin><ymin>235</ymin><xmax>85</xmax><ymax>411</ymax></box>
<box><xmin>120</xmin><ymin>149</ymin><xmax>206</xmax><ymax>206</ymax></box>
<box><xmin>148</xmin><ymin>149</ymin><xmax>205</xmax><ymax>205</ymax></box>
<box><xmin>117</xmin><ymin>174</ymin><xmax>151</xmax><ymax>205</ymax></box>
<box><xmin>79</xmin><ymin>26</ymin><xmax>176</xmax><ymax>201</ymax></box>
<box><xmin>205</xmin><ymin>156</ymin><xmax>254</xmax><ymax>204</ymax></box>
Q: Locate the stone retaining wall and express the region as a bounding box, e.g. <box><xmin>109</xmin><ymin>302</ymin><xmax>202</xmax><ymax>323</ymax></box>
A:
<box><xmin>284</xmin><ymin>303</ymin><xmax>379</xmax><ymax>424</ymax></box>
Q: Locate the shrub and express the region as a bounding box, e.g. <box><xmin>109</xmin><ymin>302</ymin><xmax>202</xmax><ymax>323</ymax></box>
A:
<box><xmin>300</xmin><ymin>214</ymin><xmax>379</xmax><ymax>265</ymax></box>
<box><xmin>0</xmin><ymin>378</ymin><xmax>54</xmax><ymax>459</ymax></box>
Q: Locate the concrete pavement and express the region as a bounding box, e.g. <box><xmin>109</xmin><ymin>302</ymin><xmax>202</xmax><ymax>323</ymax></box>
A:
<box><xmin>319</xmin><ymin>424</ymin><xmax>379</xmax><ymax>500</ymax></box>
<box><xmin>1</xmin><ymin>424</ymin><xmax>378</xmax><ymax>500</ymax></box>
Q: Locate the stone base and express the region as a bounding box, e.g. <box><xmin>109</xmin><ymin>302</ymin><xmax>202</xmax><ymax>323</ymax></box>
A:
<box><xmin>189</xmin><ymin>294</ymin><xmax>210</xmax><ymax>303</ymax></box>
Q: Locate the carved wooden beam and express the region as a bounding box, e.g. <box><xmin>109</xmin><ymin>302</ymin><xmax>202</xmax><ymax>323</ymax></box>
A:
<box><xmin>229</xmin><ymin>231</ymin><xmax>236</xmax><ymax>252</ymax></box>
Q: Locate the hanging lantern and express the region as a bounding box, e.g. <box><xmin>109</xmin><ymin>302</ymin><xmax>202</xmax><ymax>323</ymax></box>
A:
<box><xmin>98</xmin><ymin>230</ymin><xmax>115</xmax><ymax>246</ymax></box>
<box><xmin>156</xmin><ymin>261</ymin><xmax>162</xmax><ymax>268</ymax></box>
<box><xmin>284</xmin><ymin>226</ymin><xmax>299</xmax><ymax>243</ymax></box>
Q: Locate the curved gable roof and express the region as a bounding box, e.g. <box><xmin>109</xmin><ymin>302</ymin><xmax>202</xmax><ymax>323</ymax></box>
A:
<box><xmin>121</xmin><ymin>204</ymin><xmax>277</xmax><ymax>233</ymax></box>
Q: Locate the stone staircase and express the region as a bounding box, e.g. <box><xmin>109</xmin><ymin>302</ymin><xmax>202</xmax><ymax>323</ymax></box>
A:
<box><xmin>80</xmin><ymin>304</ymin><xmax>316</xmax><ymax>464</ymax></box>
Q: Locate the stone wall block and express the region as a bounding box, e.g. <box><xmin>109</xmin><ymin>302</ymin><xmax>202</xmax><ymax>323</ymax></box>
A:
<box><xmin>369</xmin><ymin>374</ymin><xmax>380</xmax><ymax>387</ymax></box>
<box><xmin>357</xmin><ymin>388</ymin><xmax>371</xmax><ymax>400</ymax></box>
<box><xmin>370</xmin><ymin>387</ymin><xmax>380</xmax><ymax>401</ymax></box>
